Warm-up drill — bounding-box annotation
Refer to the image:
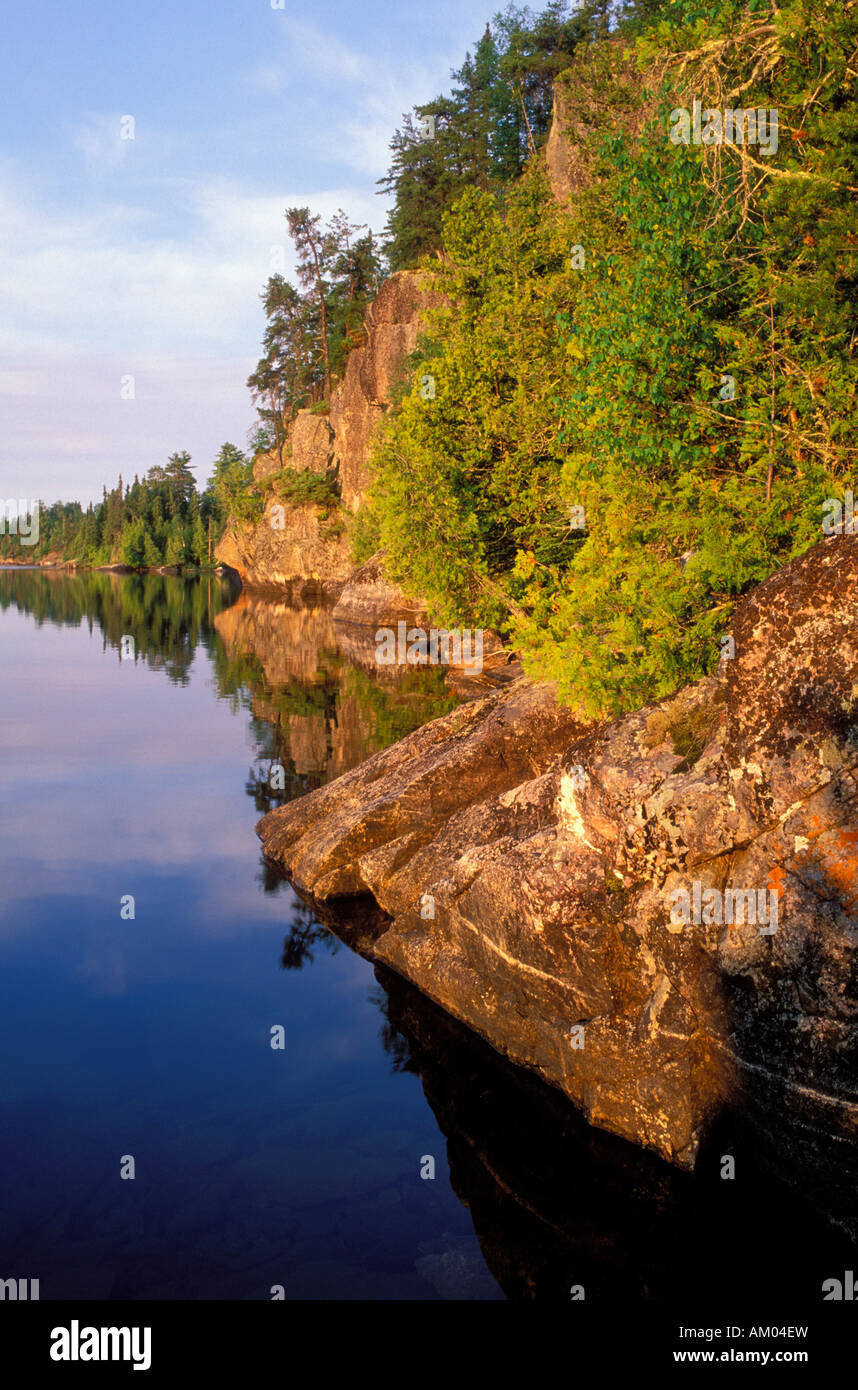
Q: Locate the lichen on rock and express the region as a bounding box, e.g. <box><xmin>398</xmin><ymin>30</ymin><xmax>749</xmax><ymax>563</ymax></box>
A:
<box><xmin>258</xmin><ymin>536</ymin><xmax>858</xmax><ymax>1236</ymax></box>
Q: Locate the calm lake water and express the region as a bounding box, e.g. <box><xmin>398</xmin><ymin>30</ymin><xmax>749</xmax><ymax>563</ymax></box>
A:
<box><xmin>0</xmin><ymin>569</ymin><xmax>854</xmax><ymax>1301</ymax></box>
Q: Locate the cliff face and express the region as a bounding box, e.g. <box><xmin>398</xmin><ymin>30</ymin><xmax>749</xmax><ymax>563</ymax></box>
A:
<box><xmin>216</xmin><ymin>269</ymin><xmax>442</xmax><ymax>590</ymax></box>
<box><xmin>544</xmin><ymin>84</ymin><xmax>577</xmax><ymax>205</ymax></box>
<box><xmin>544</xmin><ymin>52</ymin><xmax>657</xmax><ymax>206</ymax></box>
<box><xmin>215</xmin><ymin>500</ymin><xmax>352</xmax><ymax>596</ymax></box>
<box><xmin>333</xmin><ymin>269</ymin><xmax>444</xmax><ymax>512</ymax></box>
<box><xmin>257</xmin><ymin>536</ymin><xmax>858</xmax><ymax>1235</ymax></box>
<box><xmin>218</xmin><ymin>77</ymin><xmax>594</xmax><ymax>593</ymax></box>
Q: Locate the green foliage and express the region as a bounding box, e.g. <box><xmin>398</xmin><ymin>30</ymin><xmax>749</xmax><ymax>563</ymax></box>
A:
<box><xmin>206</xmin><ymin>442</ymin><xmax>260</xmax><ymax>528</ymax></box>
<box><xmin>247</xmin><ymin>210</ymin><xmax>383</xmax><ymax>447</ymax></box>
<box><xmin>362</xmin><ymin>0</ymin><xmax>858</xmax><ymax>715</ymax></box>
<box><xmin>366</xmin><ymin>167</ymin><xmax>579</xmax><ymax>630</ymax></box>
<box><xmin>523</xmin><ymin>0</ymin><xmax>858</xmax><ymax>713</ymax></box>
<box><xmin>1</xmin><ymin>447</ymin><xmax>226</xmax><ymax>571</ymax></box>
<box><xmin>379</xmin><ymin>1</ymin><xmax>593</xmax><ymax>269</ymax></box>
<box><xmin>119</xmin><ymin>517</ymin><xmax>145</xmax><ymax>567</ymax></box>
<box><xmin>349</xmin><ymin>506</ymin><xmax>382</xmax><ymax>564</ymax></box>
<box><xmin>264</xmin><ymin>467</ymin><xmax>341</xmax><ymax>512</ymax></box>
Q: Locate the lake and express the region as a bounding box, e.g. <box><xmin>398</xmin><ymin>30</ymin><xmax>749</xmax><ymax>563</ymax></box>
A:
<box><xmin>0</xmin><ymin>569</ymin><xmax>852</xmax><ymax>1301</ymax></box>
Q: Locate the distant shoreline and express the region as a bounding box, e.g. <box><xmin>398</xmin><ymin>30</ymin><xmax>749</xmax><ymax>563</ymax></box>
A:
<box><xmin>0</xmin><ymin>559</ymin><xmax>224</xmax><ymax>576</ymax></box>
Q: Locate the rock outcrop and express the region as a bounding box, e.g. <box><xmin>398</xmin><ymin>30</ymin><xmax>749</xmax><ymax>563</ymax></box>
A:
<box><xmin>215</xmin><ymin>499</ymin><xmax>352</xmax><ymax>597</ymax></box>
<box><xmin>289</xmin><ymin>410</ymin><xmax>336</xmax><ymax>478</ymax></box>
<box><xmin>545</xmin><ymin>84</ymin><xmax>577</xmax><ymax>205</ymax></box>
<box><xmin>331</xmin><ymin>551</ymin><xmax>429</xmax><ymax>630</ymax></box>
<box><xmin>332</xmin><ymin>270</ymin><xmax>444</xmax><ymax>512</ymax></box>
<box><xmin>258</xmin><ymin>535</ymin><xmax>858</xmax><ymax>1234</ymax></box>
<box><xmin>217</xmin><ymin>270</ymin><xmax>441</xmax><ymax>588</ymax></box>
<box><xmin>545</xmin><ymin>50</ymin><xmax>659</xmax><ymax>207</ymax></box>
<box><xmin>371</xmin><ymin>967</ymin><xmax>853</xmax><ymax>1300</ymax></box>
<box><xmin>251</xmin><ymin>411</ymin><xmax>336</xmax><ymax>486</ymax></box>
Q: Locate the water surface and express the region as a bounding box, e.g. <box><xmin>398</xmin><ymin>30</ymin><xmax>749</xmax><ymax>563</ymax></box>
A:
<box><xmin>0</xmin><ymin>569</ymin><xmax>494</xmax><ymax>1300</ymax></box>
<box><xmin>0</xmin><ymin>569</ymin><xmax>853</xmax><ymax>1302</ymax></box>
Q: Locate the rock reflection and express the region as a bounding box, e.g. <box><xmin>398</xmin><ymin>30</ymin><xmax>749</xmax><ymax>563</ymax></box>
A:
<box><xmin>372</xmin><ymin>965</ymin><xmax>855</xmax><ymax>1302</ymax></box>
<box><xmin>213</xmin><ymin>590</ymin><xmax>459</xmax><ymax>809</ymax></box>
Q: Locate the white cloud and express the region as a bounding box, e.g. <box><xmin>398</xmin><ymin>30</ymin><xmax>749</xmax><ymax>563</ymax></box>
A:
<box><xmin>72</xmin><ymin>112</ymin><xmax>136</xmax><ymax>176</ymax></box>
<box><xmin>0</xmin><ymin>161</ymin><xmax>388</xmax><ymax>497</ymax></box>
<box><xmin>240</xmin><ymin>16</ymin><xmax>460</xmax><ymax>178</ymax></box>
<box><xmin>246</xmin><ymin>64</ymin><xmax>285</xmax><ymax>96</ymax></box>
<box><xmin>0</xmin><ymin>165</ymin><xmax>384</xmax><ymax>359</ymax></box>
<box><xmin>277</xmin><ymin>18</ymin><xmax>375</xmax><ymax>86</ymax></box>
<box><xmin>0</xmin><ymin>0</ymin><xmax>501</xmax><ymax>501</ymax></box>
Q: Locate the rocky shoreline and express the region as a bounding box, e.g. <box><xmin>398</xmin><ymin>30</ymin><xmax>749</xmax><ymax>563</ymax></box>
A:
<box><xmin>258</xmin><ymin>534</ymin><xmax>858</xmax><ymax>1239</ymax></box>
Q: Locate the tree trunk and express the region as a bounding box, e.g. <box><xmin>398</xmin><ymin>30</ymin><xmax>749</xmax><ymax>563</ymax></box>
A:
<box><xmin>309</xmin><ymin>240</ymin><xmax>331</xmax><ymax>399</ymax></box>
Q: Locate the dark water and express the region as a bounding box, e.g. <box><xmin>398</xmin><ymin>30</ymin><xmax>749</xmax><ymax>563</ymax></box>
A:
<box><xmin>0</xmin><ymin>569</ymin><xmax>854</xmax><ymax>1302</ymax></box>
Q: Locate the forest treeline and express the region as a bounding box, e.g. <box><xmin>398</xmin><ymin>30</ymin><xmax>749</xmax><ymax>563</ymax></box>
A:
<box><xmin>0</xmin><ymin>444</ymin><xmax>256</xmax><ymax>568</ymax></box>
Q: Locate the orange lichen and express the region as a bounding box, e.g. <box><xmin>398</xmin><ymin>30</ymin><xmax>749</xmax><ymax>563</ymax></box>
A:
<box><xmin>825</xmin><ymin>831</ymin><xmax>858</xmax><ymax>913</ymax></box>
<box><xmin>788</xmin><ymin>825</ymin><xmax>858</xmax><ymax>916</ymax></box>
<box><xmin>767</xmin><ymin>864</ymin><xmax>787</xmax><ymax>902</ymax></box>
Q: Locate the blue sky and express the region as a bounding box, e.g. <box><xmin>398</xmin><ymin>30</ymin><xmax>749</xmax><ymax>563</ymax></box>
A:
<box><xmin>0</xmin><ymin>0</ymin><xmax>509</xmax><ymax>505</ymax></box>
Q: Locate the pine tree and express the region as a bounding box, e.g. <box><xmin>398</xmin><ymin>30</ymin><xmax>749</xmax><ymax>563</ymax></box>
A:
<box><xmin>143</xmin><ymin>531</ymin><xmax>161</xmax><ymax>567</ymax></box>
<box><xmin>164</xmin><ymin>452</ymin><xmax>195</xmax><ymax>516</ymax></box>
<box><xmin>286</xmin><ymin>208</ymin><xmax>334</xmax><ymax>400</ymax></box>
<box><xmin>120</xmin><ymin>517</ymin><xmax>146</xmax><ymax>567</ymax></box>
<box><xmin>378</xmin><ymin>4</ymin><xmax>590</xmax><ymax>269</ymax></box>
<box><xmin>164</xmin><ymin>517</ymin><xmax>186</xmax><ymax>567</ymax></box>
